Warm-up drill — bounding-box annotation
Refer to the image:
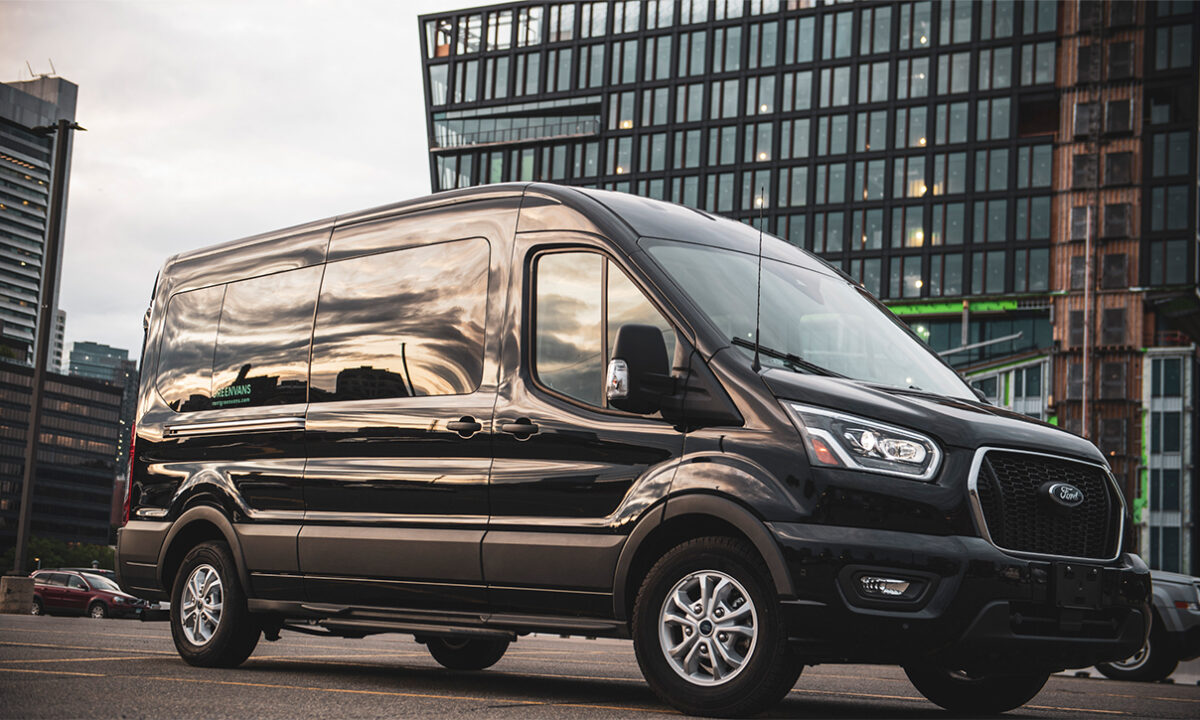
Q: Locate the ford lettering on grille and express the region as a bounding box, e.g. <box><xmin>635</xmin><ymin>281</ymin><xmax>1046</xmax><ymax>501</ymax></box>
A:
<box><xmin>1047</xmin><ymin>482</ymin><xmax>1085</xmax><ymax>508</ymax></box>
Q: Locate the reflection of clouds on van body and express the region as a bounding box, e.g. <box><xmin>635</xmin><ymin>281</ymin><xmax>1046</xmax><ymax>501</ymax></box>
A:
<box><xmin>309</xmin><ymin>238</ymin><xmax>489</xmax><ymax>400</ymax></box>
<box><xmin>535</xmin><ymin>253</ymin><xmax>603</xmax><ymax>406</ymax></box>
<box><xmin>211</xmin><ymin>265</ymin><xmax>323</xmax><ymax>407</ymax></box>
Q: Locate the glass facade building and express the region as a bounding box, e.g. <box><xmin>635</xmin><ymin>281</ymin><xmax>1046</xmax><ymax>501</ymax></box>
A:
<box><xmin>419</xmin><ymin>1</ymin><xmax>1200</xmax><ymax>573</ymax></box>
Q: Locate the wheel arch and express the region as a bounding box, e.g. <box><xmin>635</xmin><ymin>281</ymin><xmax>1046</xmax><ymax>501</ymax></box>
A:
<box><xmin>612</xmin><ymin>492</ymin><xmax>794</xmax><ymax>622</ymax></box>
<box><xmin>157</xmin><ymin>505</ymin><xmax>250</xmax><ymax>598</ymax></box>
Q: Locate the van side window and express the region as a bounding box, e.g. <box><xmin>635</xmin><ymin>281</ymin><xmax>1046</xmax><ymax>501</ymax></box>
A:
<box><xmin>309</xmin><ymin>237</ymin><xmax>489</xmax><ymax>401</ymax></box>
<box><xmin>156</xmin><ymin>285</ymin><xmax>224</xmax><ymax>412</ymax></box>
<box><xmin>534</xmin><ymin>251</ymin><xmax>675</xmax><ymax>408</ymax></box>
<box><xmin>211</xmin><ymin>265</ymin><xmax>324</xmax><ymax>409</ymax></box>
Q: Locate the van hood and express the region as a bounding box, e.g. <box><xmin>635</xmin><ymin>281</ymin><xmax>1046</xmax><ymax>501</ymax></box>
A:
<box><xmin>762</xmin><ymin>368</ymin><xmax>1106</xmax><ymax>465</ymax></box>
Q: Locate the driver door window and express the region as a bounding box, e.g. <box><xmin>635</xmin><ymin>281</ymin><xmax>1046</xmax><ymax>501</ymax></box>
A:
<box><xmin>534</xmin><ymin>251</ymin><xmax>675</xmax><ymax>408</ymax></box>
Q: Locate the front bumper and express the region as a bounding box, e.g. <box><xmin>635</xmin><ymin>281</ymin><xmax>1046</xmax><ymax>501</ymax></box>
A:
<box><xmin>769</xmin><ymin>522</ymin><xmax>1151</xmax><ymax>671</ymax></box>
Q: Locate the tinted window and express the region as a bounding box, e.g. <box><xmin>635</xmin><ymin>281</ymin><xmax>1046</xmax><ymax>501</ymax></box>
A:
<box><xmin>310</xmin><ymin>238</ymin><xmax>489</xmax><ymax>401</ymax></box>
<box><xmin>156</xmin><ymin>285</ymin><xmax>224</xmax><ymax>412</ymax></box>
<box><xmin>67</xmin><ymin>575</ymin><xmax>87</xmax><ymax>590</ymax></box>
<box><xmin>534</xmin><ymin>251</ymin><xmax>675</xmax><ymax>408</ymax></box>
<box><xmin>211</xmin><ymin>266</ymin><xmax>323</xmax><ymax>409</ymax></box>
<box><xmin>46</xmin><ymin>573</ymin><xmax>69</xmax><ymax>586</ymax></box>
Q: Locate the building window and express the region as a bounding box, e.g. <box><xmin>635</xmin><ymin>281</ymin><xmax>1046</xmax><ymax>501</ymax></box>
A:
<box><xmin>611</xmin><ymin>40</ymin><xmax>638</xmax><ymax>85</ymax></box>
<box><xmin>858</xmin><ymin>61</ymin><xmax>890</xmax><ymax>103</ymax></box>
<box><xmin>578</xmin><ymin>44</ymin><xmax>605</xmax><ymax>88</ymax></box>
<box><xmin>852</xmin><ymin>208</ymin><xmax>885</xmax><ymax>250</ymax></box>
<box><xmin>779</xmin><ymin>166</ymin><xmax>809</xmax><ymax>207</ymax></box>
<box><xmin>973</xmin><ymin>199</ymin><xmax>1007</xmax><ymax>243</ymax></box>
<box><xmin>548</xmin><ymin>4</ymin><xmax>575</xmax><ymax>42</ymax></box>
<box><xmin>676</xmin><ymin>83</ymin><xmax>704</xmax><ymax>123</ymax></box>
<box><xmin>1022</xmin><ymin>0</ymin><xmax>1057</xmax><ymax>33</ymax></box>
<box><xmin>673</xmin><ymin>129</ymin><xmax>702</xmax><ymax>169</ymax></box>
<box><xmin>975</xmin><ymin>148</ymin><xmax>1009</xmax><ymax>192</ymax></box>
<box><xmin>818</xmin><ymin>66</ymin><xmax>851</xmax><ymax>107</ymax></box>
<box><xmin>857</xmin><ymin>110</ymin><xmax>888</xmax><ymax>152</ymax></box>
<box><xmin>781</xmin><ymin>118</ymin><xmax>810</xmax><ymax>159</ymax></box>
<box><xmin>454</xmin><ymin>60</ymin><xmax>479</xmax><ymax>103</ymax></box>
<box><xmin>929</xmin><ymin>253</ymin><xmax>963</xmax><ymax>296</ymax></box>
<box><xmin>931</xmin><ymin>202</ymin><xmax>966</xmax><ymax>245</ymax></box>
<box><xmin>425</xmin><ymin>18</ymin><xmax>453</xmax><ymax>58</ymax></box>
<box><xmin>1077</xmin><ymin>44</ymin><xmax>1100</xmax><ymax>84</ymax></box>
<box><xmin>1099</xmin><ymin>362</ymin><xmax>1126</xmax><ymax>399</ymax></box>
<box><xmin>778</xmin><ymin>213</ymin><xmax>806</xmax><ymax>247</ymax></box>
<box><xmin>822</xmin><ymin>10</ymin><xmax>854</xmax><ymax>59</ymax></box>
<box><xmin>574</xmin><ymin>141</ymin><xmax>599</xmax><ymax>178</ymax></box>
<box><xmin>1099</xmin><ymin>418</ymin><xmax>1126</xmax><ymax>457</ymax></box>
<box><xmin>1105</xmin><ymin>152</ymin><xmax>1132</xmax><ymax>186</ymax></box>
<box><xmin>710</xmin><ymin>79</ymin><xmax>740</xmax><ymax>119</ymax></box>
<box><xmin>932</xmin><ymin>152</ymin><xmax>967</xmax><ymax>195</ymax></box>
<box><xmin>580</xmin><ymin>1</ymin><xmax>607</xmax><ymax>37</ymax></box>
<box><xmin>980</xmin><ymin>0</ymin><xmax>1015</xmax><ymax>39</ymax></box>
<box><xmin>892</xmin><ymin>205</ymin><xmax>926</xmax><ymax>247</ymax></box>
<box><xmin>429</xmin><ymin>65</ymin><xmax>448</xmax><ymax>105</ymax></box>
<box><xmin>641</xmin><ymin>87</ymin><xmax>669</xmax><ymax>126</ymax></box>
<box><xmin>853</xmin><ymin>159</ymin><xmax>887</xmax><ymax>201</ymax></box>
<box><xmin>612</xmin><ymin>0</ymin><xmax>639</xmax><ymax>33</ymax></box>
<box><xmin>457</xmin><ymin>14</ymin><xmax>482</xmax><ymax>54</ymax></box>
<box><xmin>606</xmin><ymin>136</ymin><xmax>633</xmax><ymax>175</ymax></box>
<box><xmin>645</xmin><ymin>0</ymin><xmax>673</xmax><ymax>29</ymax></box>
<box><xmin>1106</xmin><ymin>100</ymin><xmax>1132</xmax><ymax>134</ymax></box>
<box><xmin>1103</xmin><ymin>204</ymin><xmax>1131</xmax><ymax>239</ymax></box>
<box><xmin>976</xmin><ymin>98</ymin><xmax>1011</xmax><ymax>140</ymax></box>
<box><xmin>609</xmin><ymin>91</ymin><xmax>635</xmax><ymax>130</ymax></box>
<box><xmin>1070</xmin><ymin>206</ymin><xmax>1093</xmax><ymax>241</ymax></box>
<box><xmin>894</xmin><ymin>156</ymin><xmax>928</xmax><ymax>198</ymax></box>
<box><xmin>713</xmin><ymin>26</ymin><xmax>743</xmax><ymax>72</ymax></box>
<box><xmin>679</xmin><ymin>0</ymin><xmax>708</xmax><ymax>24</ymax></box>
<box><xmin>546</xmin><ymin>48</ymin><xmax>572</xmax><ymax>92</ymax></box>
<box><xmin>1148</xmin><ymin>240</ymin><xmax>1189</xmax><ymax>286</ymax></box>
<box><xmin>671</xmin><ymin>175</ymin><xmax>699</xmax><ymax>207</ymax></box>
<box><xmin>748</xmin><ymin>21</ymin><xmax>779</xmax><ymax>69</ymax></box>
<box><xmin>678</xmin><ymin>30</ymin><xmax>707</xmax><ymax>76</ymax></box>
<box><xmin>897</xmin><ymin>57</ymin><xmax>931</xmax><ymax>99</ymax></box>
<box><xmin>1101</xmin><ymin>308</ymin><xmax>1126</xmax><ymax>346</ymax></box>
<box><xmin>1073</xmin><ymin>101</ymin><xmax>1098</xmax><ymax>138</ymax></box>
<box><xmin>1101</xmin><ymin>253</ymin><xmax>1127</xmax><ymax>289</ymax></box>
<box><xmin>1108</xmin><ymin>41</ymin><xmax>1134</xmax><ymax>79</ymax></box>
<box><xmin>814</xmin><ymin>164</ymin><xmax>847</xmax><ymax>205</ymax></box>
<box><xmin>705</xmin><ymin>172</ymin><xmax>735</xmax><ymax>213</ymax></box>
<box><xmin>971</xmin><ymin>250</ymin><xmax>1006</xmax><ymax>294</ymax></box>
<box><xmin>849</xmin><ymin>257</ymin><xmax>882</xmax><ymax>297</ymax></box>
<box><xmin>899</xmin><ymin>1</ymin><xmax>933</xmax><ymax>50</ymax></box>
<box><xmin>891</xmin><ymin>255</ymin><xmax>924</xmax><ymax>298</ymax></box>
<box><xmin>813</xmin><ymin>212</ymin><xmax>845</xmax><ymax>253</ymax></box>
<box><xmin>744</xmin><ymin>122</ymin><xmax>773</xmax><ymax>162</ymax></box>
<box><xmin>644</xmin><ymin>35</ymin><xmax>672</xmax><ymax>81</ymax></box>
<box><xmin>934</xmin><ymin>102</ymin><xmax>969</xmax><ymax>144</ymax></box>
<box><xmin>815</xmin><ymin>114</ymin><xmax>849</xmax><ymax>156</ymax></box>
<box><xmin>483</xmin><ymin>56</ymin><xmax>510</xmax><ymax>100</ymax></box>
<box><xmin>746</xmin><ymin>75</ymin><xmax>776</xmax><ymax>114</ymax></box>
<box><xmin>782</xmin><ymin>71</ymin><xmax>813</xmax><ymax>111</ymax></box>
<box><xmin>937</xmin><ymin>52</ymin><xmax>971</xmax><ymax>94</ymax></box>
<box><xmin>638</xmin><ymin>133</ymin><xmax>667</xmax><ymax>173</ymax></box>
<box><xmin>783</xmin><ymin>15</ymin><xmax>816</xmax><ymax>64</ymax></box>
<box><xmin>939</xmin><ymin>0</ymin><xmax>973</xmax><ymax>45</ymax></box>
<box><xmin>1155</xmin><ymin>25</ymin><xmax>1194</xmax><ymax>70</ymax></box>
<box><xmin>1014</xmin><ymin>196</ymin><xmax>1050</xmax><ymax>241</ymax></box>
<box><xmin>516</xmin><ymin>6</ymin><xmax>543</xmax><ymax>46</ymax></box>
<box><xmin>1015</xmin><ymin>144</ymin><xmax>1052</xmax><ymax>188</ymax></box>
<box><xmin>742</xmin><ymin>169</ymin><xmax>771</xmax><ymax>210</ymax></box>
<box><xmin>514</xmin><ymin>53</ymin><xmax>540</xmax><ymax>96</ymax></box>
<box><xmin>1149</xmin><ymin>186</ymin><xmax>1190</xmax><ymax>231</ymax></box>
<box><xmin>1012</xmin><ymin>248</ymin><xmax>1049</xmax><ymax>292</ymax></box>
<box><xmin>860</xmin><ymin>6</ymin><xmax>892</xmax><ymax>55</ymax></box>
<box><xmin>978</xmin><ymin>47</ymin><xmax>1013</xmax><ymax>90</ymax></box>
<box><xmin>1069</xmin><ymin>256</ymin><xmax>1086</xmax><ymax>289</ymax></box>
<box><xmin>1020</xmin><ymin>41</ymin><xmax>1056</xmax><ymax>85</ymax></box>
<box><xmin>707</xmin><ymin>126</ymin><xmax>737</xmax><ymax>165</ymax></box>
<box><xmin>1073</xmin><ymin>154</ymin><xmax>1098</xmax><ymax>189</ymax></box>
<box><xmin>486</xmin><ymin>9</ymin><xmax>513</xmax><ymax>50</ymax></box>
<box><xmin>1151</xmin><ymin>132</ymin><xmax>1191</xmax><ymax>177</ymax></box>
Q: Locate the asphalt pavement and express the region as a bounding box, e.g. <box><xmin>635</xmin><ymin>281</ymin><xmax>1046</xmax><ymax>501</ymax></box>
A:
<box><xmin>1</xmin><ymin>613</ymin><xmax>1198</xmax><ymax>718</ymax></box>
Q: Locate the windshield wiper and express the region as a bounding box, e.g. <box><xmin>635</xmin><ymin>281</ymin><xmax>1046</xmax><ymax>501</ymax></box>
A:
<box><xmin>730</xmin><ymin>337</ymin><xmax>845</xmax><ymax>378</ymax></box>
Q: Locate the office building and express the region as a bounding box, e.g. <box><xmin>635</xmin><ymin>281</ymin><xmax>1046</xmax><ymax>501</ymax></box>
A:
<box><xmin>50</xmin><ymin>308</ymin><xmax>65</xmax><ymax>374</ymax></box>
<box><xmin>68</xmin><ymin>340</ymin><xmax>139</xmax><ymax>477</ymax></box>
<box><xmin>418</xmin><ymin>1</ymin><xmax>1199</xmax><ymax>573</ymax></box>
<box><xmin>0</xmin><ymin>76</ymin><xmax>77</xmax><ymax>366</ymax></box>
<box><xmin>0</xmin><ymin>360</ymin><xmax>123</xmax><ymax>549</ymax></box>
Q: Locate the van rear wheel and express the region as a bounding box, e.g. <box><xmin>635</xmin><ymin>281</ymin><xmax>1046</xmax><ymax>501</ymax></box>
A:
<box><xmin>904</xmin><ymin>664</ymin><xmax>1049</xmax><ymax>714</ymax></box>
<box><xmin>632</xmin><ymin>537</ymin><xmax>802</xmax><ymax>717</ymax></box>
<box><xmin>425</xmin><ymin>637</ymin><xmax>510</xmax><ymax>670</ymax></box>
<box><xmin>170</xmin><ymin>540</ymin><xmax>260</xmax><ymax>668</ymax></box>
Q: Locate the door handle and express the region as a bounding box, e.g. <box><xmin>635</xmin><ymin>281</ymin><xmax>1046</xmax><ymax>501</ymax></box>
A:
<box><xmin>500</xmin><ymin>419</ymin><xmax>539</xmax><ymax>439</ymax></box>
<box><xmin>447</xmin><ymin>416</ymin><xmax>483</xmax><ymax>438</ymax></box>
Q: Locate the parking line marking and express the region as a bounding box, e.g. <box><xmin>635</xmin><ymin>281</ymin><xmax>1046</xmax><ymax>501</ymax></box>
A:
<box><xmin>0</xmin><ymin>667</ymin><xmax>105</xmax><ymax>677</ymax></box>
<box><xmin>0</xmin><ymin>655</ymin><xmax>162</xmax><ymax>664</ymax></box>
<box><xmin>1027</xmin><ymin>704</ymin><xmax>1128</xmax><ymax>715</ymax></box>
<box><xmin>0</xmin><ymin>641</ymin><xmax>177</xmax><ymax>656</ymax></box>
<box><xmin>790</xmin><ymin>688</ymin><xmax>1133</xmax><ymax>715</ymax></box>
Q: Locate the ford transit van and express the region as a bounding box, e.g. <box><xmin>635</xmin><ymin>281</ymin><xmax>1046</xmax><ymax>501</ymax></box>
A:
<box><xmin>118</xmin><ymin>184</ymin><xmax>1150</xmax><ymax>717</ymax></box>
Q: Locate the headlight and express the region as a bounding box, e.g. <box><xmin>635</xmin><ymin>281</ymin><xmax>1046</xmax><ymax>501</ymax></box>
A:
<box><xmin>112</xmin><ymin>597</ymin><xmax>125</xmax><ymax>604</ymax></box>
<box><xmin>783</xmin><ymin>402</ymin><xmax>942</xmax><ymax>481</ymax></box>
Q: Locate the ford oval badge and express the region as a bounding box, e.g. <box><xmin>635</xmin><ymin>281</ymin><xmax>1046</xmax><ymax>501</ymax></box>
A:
<box><xmin>1045</xmin><ymin>482</ymin><xmax>1085</xmax><ymax>508</ymax></box>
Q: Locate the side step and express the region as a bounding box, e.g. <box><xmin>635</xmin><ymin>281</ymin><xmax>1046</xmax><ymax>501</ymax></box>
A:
<box><xmin>321</xmin><ymin>618</ymin><xmax>515</xmax><ymax>640</ymax></box>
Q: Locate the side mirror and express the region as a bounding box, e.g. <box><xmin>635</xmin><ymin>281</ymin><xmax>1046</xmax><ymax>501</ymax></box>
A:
<box><xmin>606</xmin><ymin>324</ymin><xmax>670</xmax><ymax>414</ymax></box>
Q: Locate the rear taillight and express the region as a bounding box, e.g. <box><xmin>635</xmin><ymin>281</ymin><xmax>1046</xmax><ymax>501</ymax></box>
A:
<box><xmin>121</xmin><ymin>422</ymin><xmax>135</xmax><ymax>527</ymax></box>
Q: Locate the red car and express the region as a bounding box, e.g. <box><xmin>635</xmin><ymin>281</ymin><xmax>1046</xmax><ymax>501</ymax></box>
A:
<box><xmin>31</xmin><ymin>569</ymin><xmax>150</xmax><ymax>618</ymax></box>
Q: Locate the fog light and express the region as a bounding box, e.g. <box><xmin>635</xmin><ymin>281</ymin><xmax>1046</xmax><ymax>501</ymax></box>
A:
<box><xmin>859</xmin><ymin>576</ymin><xmax>911</xmax><ymax>597</ymax></box>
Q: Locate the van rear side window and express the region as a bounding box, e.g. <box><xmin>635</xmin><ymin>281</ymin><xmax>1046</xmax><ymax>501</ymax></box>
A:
<box><xmin>211</xmin><ymin>266</ymin><xmax>323</xmax><ymax>408</ymax></box>
<box><xmin>309</xmin><ymin>237</ymin><xmax>489</xmax><ymax>401</ymax></box>
<box><xmin>156</xmin><ymin>284</ymin><xmax>224</xmax><ymax>412</ymax></box>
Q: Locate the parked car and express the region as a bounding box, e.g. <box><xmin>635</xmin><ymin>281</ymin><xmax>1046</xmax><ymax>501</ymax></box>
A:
<box><xmin>117</xmin><ymin>184</ymin><xmax>1150</xmax><ymax>717</ymax></box>
<box><xmin>32</xmin><ymin>569</ymin><xmax>151</xmax><ymax>618</ymax></box>
<box><xmin>47</xmin><ymin>567</ymin><xmax>117</xmax><ymax>582</ymax></box>
<box><xmin>1096</xmin><ymin>569</ymin><xmax>1200</xmax><ymax>681</ymax></box>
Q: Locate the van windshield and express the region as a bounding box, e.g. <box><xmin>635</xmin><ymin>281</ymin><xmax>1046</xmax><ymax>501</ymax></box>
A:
<box><xmin>642</xmin><ymin>238</ymin><xmax>974</xmax><ymax>400</ymax></box>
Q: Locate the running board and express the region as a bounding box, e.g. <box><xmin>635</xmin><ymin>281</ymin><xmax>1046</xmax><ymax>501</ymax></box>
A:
<box><xmin>321</xmin><ymin>618</ymin><xmax>515</xmax><ymax>640</ymax></box>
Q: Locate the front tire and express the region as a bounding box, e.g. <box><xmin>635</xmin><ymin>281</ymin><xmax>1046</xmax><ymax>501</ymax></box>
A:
<box><xmin>425</xmin><ymin>637</ymin><xmax>510</xmax><ymax>670</ymax></box>
<box><xmin>632</xmin><ymin>537</ymin><xmax>802</xmax><ymax>718</ymax></box>
<box><xmin>88</xmin><ymin>601</ymin><xmax>108</xmax><ymax>619</ymax></box>
<box><xmin>1096</xmin><ymin>623</ymin><xmax>1178</xmax><ymax>682</ymax></box>
<box><xmin>170</xmin><ymin>541</ymin><xmax>260</xmax><ymax>668</ymax></box>
<box><xmin>31</xmin><ymin>597</ymin><xmax>43</xmax><ymax>616</ymax></box>
<box><xmin>904</xmin><ymin>665</ymin><xmax>1049</xmax><ymax>715</ymax></box>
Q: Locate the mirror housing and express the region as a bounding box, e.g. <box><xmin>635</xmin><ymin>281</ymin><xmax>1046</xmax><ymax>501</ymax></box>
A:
<box><xmin>606</xmin><ymin>324</ymin><xmax>671</xmax><ymax>414</ymax></box>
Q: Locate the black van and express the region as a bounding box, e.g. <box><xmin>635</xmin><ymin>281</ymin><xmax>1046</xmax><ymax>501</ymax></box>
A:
<box><xmin>118</xmin><ymin>184</ymin><xmax>1150</xmax><ymax>717</ymax></box>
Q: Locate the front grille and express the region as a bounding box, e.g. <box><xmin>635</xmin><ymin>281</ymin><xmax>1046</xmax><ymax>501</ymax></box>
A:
<box><xmin>973</xmin><ymin>450</ymin><xmax>1120</xmax><ymax>560</ymax></box>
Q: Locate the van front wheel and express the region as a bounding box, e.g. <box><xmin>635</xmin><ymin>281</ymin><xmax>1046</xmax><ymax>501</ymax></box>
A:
<box><xmin>904</xmin><ymin>664</ymin><xmax>1049</xmax><ymax>714</ymax></box>
<box><xmin>425</xmin><ymin>637</ymin><xmax>510</xmax><ymax>670</ymax></box>
<box><xmin>632</xmin><ymin>537</ymin><xmax>802</xmax><ymax>717</ymax></box>
<box><xmin>170</xmin><ymin>540</ymin><xmax>260</xmax><ymax>668</ymax></box>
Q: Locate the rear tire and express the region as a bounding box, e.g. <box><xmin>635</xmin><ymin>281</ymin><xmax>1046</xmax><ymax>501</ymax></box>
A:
<box><xmin>1096</xmin><ymin>623</ymin><xmax>1178</xmax><ymax>682</ymax></box>
<box><xmin>425</xmin><ymin>637</ymin><xmax>510</xmax><ymax>670</ymax></box>
<box><xmin>170</xmin><ymin>540</ymin><xmax>260</xmax><ymax>668</ymax></box>
<box><xmin>31</xmin><ymin>597</ymin><xmax>43</xmax><ymax>616</ymax></box>
<box><xmin>904</xmin><ymin>665</ymin><xmax>1049</xmax><ymax>715</ymax></box>
<box><xmin>88</xmin><ymin>601</ymin><xmax>108</xmax><ymax>619</ymax></box>
<box><xmin>632</xmin><ymin>536</ymin><xmax>803</xmax><ymax>718</ymax></box>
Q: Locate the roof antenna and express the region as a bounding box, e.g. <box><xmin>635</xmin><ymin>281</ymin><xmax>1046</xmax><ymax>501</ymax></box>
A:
<box><xmin>47</xmin><ymin>58</ymin><xmax>56</xmax><ymax>76</ymax></box>
<box><xmin>751</xmin><ymin>185</ymin><xmax>764</xmax><ymax>373</ymax></box>
<box><xmin>25</xmin><ymin>61</ymin><xmax>34</xmax><ymax>79</ymax></box>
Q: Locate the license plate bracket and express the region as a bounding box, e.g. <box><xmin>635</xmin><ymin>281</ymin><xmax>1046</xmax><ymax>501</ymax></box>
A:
<box><xmin>1054</xmin><ymin>562</ymin><xmax>1103</xmax><ymax>610</ymax></box>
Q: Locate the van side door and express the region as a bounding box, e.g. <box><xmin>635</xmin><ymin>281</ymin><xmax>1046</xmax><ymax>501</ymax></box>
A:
<box><xmin>299</xmin><ymin>201</ymin><xmax>514</xmax><ymax>610</ymax></box>
<box><xmin>485</xmin><ymin>235</ymin><xmax>686</xmax><ymax>616</ymax></box>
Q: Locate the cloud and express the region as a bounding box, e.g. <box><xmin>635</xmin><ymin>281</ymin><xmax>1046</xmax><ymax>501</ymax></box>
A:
<box><xmin>1</xmin><ymin>0</ymin><xmax>461</xmax><ymax>358</ymax></box>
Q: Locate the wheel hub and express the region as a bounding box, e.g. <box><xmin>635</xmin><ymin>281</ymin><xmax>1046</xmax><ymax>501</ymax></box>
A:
<box><xmin>658</xmin><ymin>569</ymin><xmax>759</xmax><ymax>687</ymax></box>
<box><xmin>180</xmin><ymin>563</ymin><xmax>223</xmax><ymax>646</ymax></box>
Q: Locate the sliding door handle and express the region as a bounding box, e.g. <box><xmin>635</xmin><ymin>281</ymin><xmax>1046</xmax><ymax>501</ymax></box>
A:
<box><xmin>500</xmin><ymin>419</ymin><xmax>539</xmax><ymax>439</ymax></box>
<box><xmin>447</xmin><ymin>416</ymin><xmax>483</xmax><ymax>438</ymax></box>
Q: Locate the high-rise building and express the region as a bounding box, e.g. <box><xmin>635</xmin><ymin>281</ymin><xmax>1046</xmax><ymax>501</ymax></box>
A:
<box><xmin>68</xmin><ymin>341</ymin><xmax>138</xmax><ymax>477</ymax></box>
<box><xmin>0</xmin><ymin>360</ymin><xmax>123</xmax><ymax>549</ymax></box>
<box><xmin>50</xmin><ymin>308</ymin><xmax>66</xmax><ymax>374</ymax></box>
<box><xmin>417</xmin><ymin>1</ymin><xmax>1199</xmax><ymax>573</ymax></box>
<box><xmin>0</xmin><ymin>76</ymin><xmax>77</xmax><ymax>366</ymax></box>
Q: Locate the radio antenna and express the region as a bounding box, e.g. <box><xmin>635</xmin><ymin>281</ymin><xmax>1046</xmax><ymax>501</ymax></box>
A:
<box><xmin>751</xmin><ymin>186</ymin><xmax>764</xmax><ymax>373</ymax></box>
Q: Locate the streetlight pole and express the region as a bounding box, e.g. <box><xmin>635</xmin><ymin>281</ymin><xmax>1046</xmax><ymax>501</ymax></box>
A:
<box><xmin>10</xmin><ymin>118</ymin><xmax>83</xmax><ymax>575</ymax></box>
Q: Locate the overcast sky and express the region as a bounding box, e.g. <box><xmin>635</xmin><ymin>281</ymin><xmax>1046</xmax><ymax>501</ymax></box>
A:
<box><xmin>1</xmin><ymin>0</ymin><xmax>464</xmax><ymax>358</ymax></box>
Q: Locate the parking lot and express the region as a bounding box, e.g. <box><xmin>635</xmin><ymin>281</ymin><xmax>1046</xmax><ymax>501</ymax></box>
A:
<box><xmin>1</xmin><ymin>613</ymin><xmax>1198</xmax><ymax>718</ymax></box>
